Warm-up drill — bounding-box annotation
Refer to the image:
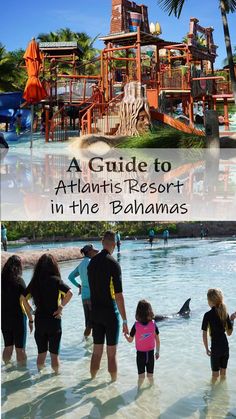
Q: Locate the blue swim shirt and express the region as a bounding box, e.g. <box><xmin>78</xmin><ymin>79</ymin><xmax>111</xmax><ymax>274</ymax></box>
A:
<box><xmin>68</xmin><ymin>257</ymin><xmax>91</xmax><ymax>300</ymax></box>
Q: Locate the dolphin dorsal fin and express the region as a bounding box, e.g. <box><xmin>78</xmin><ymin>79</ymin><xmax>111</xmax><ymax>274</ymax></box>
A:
<box><xmin>178</xmin><ymin>298</ymin><xmax>191</xmax><ymax>315</ymax></box>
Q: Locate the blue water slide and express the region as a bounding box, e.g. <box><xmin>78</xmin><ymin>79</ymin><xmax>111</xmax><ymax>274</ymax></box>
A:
<box><xmin>0</xmin><ymin>92</ymin><xmax>24</xmax><ymax>111</ymax></box>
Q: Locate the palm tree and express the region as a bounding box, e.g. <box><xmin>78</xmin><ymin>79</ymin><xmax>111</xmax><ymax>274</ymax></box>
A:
<box><xmin>37</xmin><ymin>28</ymin><xmax>100</xmax><ymax>74</ymax></box>
<box><xmin>37</xmin><ymin>31</ymin><xmax>60</xmax><ymax>42</ymax></box>
<box><xmin>37</xmin><ymin>29</ymin><xmax>99</xmax><ymax>61</ymax></box>
<box><xmin>157</xmin><ymin>0</ymin><xmax>236</xmax><ymax>102</ymax></box>
<box><xmin>0</xmin><ymin>44</ymin><xmax>27</xmax><ymax>92</ymax></box>
<box><xmin>0</xmin><ymin>44</ymin><xmax>15</xmax><ymax>91</ymax></box>
<box><xmin>223</xmin><ymin>46</ymin><xmax>236</xmax><ymax>66</ymax></box>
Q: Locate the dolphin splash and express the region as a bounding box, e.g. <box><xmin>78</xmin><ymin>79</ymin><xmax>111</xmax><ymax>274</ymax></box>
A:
<box><xmin>154</xmin><ymin>298</ymin><xmax>191</xmax><ymax>322</ymax></box>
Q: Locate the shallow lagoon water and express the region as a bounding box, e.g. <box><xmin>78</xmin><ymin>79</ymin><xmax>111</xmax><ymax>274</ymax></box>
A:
<box><xmin>2</xmin><ymin>238</ymin><xmax>236</xmax><ymax>418</ymax></box>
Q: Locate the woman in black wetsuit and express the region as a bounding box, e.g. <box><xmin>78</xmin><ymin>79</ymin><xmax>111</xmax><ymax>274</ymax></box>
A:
<box><xmin>1</xmin><ymin>255</ymin><xmax>33</xmax><ymax>365</ymax></box>
<box><xmin>26</xmin><ymin>254</ymin><xmax>73</xmax><ymax>373</ymax></box>
<box><xmin>202</xmin><ymin>288</ymin><xmax>234</xmax><ymax>383</ymax></box>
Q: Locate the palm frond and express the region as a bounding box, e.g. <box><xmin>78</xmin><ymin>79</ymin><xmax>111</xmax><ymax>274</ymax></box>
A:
<box><xmin>157</xmin><ymin>0</ymin><xmax>186</xmax><ymax>18</ymax></box>
<box><xmin>223</xmin><ymin>0</ymin><xmax>236</xmax><ymax>13</ymax></box>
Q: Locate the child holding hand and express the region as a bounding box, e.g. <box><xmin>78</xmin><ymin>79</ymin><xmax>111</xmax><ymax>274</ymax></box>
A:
<box><xmin>124</xmin><ymin>300</ymin><xmax>160</xmax><ymax>387</ymax></box>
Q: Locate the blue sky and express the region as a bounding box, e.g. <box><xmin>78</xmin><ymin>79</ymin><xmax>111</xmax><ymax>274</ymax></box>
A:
<box><xmin>1</xmin><ymin>0</ymin><xmax>236</xmax><ymax>68</ymax></box>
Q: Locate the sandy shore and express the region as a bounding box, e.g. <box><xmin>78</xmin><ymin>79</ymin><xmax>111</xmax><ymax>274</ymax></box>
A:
<box><xmin>1</xmin><ymin>247</ymin><xmax>83</xmax><ymax>269</ymax></box>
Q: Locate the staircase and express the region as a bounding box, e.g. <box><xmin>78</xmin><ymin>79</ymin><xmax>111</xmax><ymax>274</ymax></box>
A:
<box><xmin>91</xmin><ymin>102</ymin><xmax>120</xmax><ymax>135</ymax></box>
<box><xmin>81</xmin><ymin>94</ymin><xmax>123</xmax><ymax>136</ymax></box>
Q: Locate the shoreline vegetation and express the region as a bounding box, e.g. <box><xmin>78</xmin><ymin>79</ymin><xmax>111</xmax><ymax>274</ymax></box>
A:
<box><xmin>1</xmin><ymin>221</ymin><xmax>235</xmax><ymax>268</ymax></box>
<box><xmin>3</xmin><ymin>221</ymin><xmax>236</xmax><ymax>243</ymax></box>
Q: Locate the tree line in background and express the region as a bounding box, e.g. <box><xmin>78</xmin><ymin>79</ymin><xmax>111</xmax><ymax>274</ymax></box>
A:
<box><xmin>4</xmin><ymin>222</ymin><xmax>178</xmax><ymax>242</ymax></box>
<box><xmin>0</xmin><ymin>29</ymin><xmax>100</xmax><ymax>92</ymax></box>
<box><xmin>1</xmin><ymin>17</ymin><xmax>236</xmax><ymax>94</ymax></box>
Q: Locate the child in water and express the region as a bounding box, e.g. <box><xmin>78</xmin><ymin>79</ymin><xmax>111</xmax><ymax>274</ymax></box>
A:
<box><xmin>124</xmin><ymin>300</ymin><xmax>160</xmax><ymax>387</ymax></box>
<box><xmin>202</xmin><ymin>289</ymin><xmax>234</xmax><ymax>383</ymax></box>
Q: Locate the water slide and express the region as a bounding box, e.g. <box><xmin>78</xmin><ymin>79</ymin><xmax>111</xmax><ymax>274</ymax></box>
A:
<box><xmin>0</xmin><ymin>92</ymin><xmax>32</xmax><ymax>141</ymax></box>
<box><xmin>150</xmin><ymin>110</ymin><xmax>205</xmax><ymax>136</ymax></box>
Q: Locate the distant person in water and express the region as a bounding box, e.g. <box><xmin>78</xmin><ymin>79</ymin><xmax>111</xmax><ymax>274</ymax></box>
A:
<box><xmin>1</xmin><ymin>255</ymin><xmax>33</xmax><ymax>365</ymax></box>
<box><xmin>15</xmin><ymin>114</ymin><xmax>22</xmax><ymax>136</ymax></box>
<box><xmin>124</xmin><ymin>300</ymin><xmax>160</xmax><ymax>387</ymax></box>
<box><xmin>115</xmin><ymin>231</ymin><xmax>121</xmax><ymax>252</ymax></box>
<box><xmin>25</xmin><ymin>254</ymin><xmax>73</xmax><ymax>373</ymax></box>
<box><xmin>1</xmin><ymin>224</ymin><xmax>8</xmax><ymax>251</ymax></box>
<box><xmin>202</xmin><ymin>288</ymin><xmax>234</xmax><ymax>383</ymax></box>
<box><xmin>200</xmin><ymin>224</ymin><xmax>204</xmax><ymax>239</ymax></box>
<box><xmin>148</xmin><ymin>228</ymin><xmax>155</xmax><ymax>248</ymax></box>
<box><xmin>88</xmin><ymin>231</ymin><xmax>128</xmax><ymax>381</ymax></box>
<box><xmin>68</xmin><ymin>244</ymin><xmax>98</xmax><ymax>338</ymax></box>
<box><xmin>163</xmin><ymin>229</ymin><xmax>169</xmax><ymax>245</ymax></box>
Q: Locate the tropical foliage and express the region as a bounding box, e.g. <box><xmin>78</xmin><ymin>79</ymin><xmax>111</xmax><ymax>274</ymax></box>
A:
<box><xmin>223</xmin><ymin>46</ymin><xmax>236</xmax><ymax>66</ymax></box>
<box><xmin>37</xmin><ymin>28</ymin><xmax>100</xmax><ymax>74</ymax></box>
<box><xmin>0</xmin><ymin>29</ymin><xmax>100</xmax><ymax>92</ymax></box>
<box><xmin>0</xmin><ymin>44</ymin><xmax>26</xmax><ymax>92</ymax></box>
<box><xmin>4</xmin><ymin>221</ymin><xmax>178</xmax><ymax>241</ymax></box>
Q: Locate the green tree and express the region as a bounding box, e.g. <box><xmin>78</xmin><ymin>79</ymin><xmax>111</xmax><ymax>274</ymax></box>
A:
<box><xmin>157</xmin><ymin>0</ymin><xmax>236</xmax><ymax>102</ymax></box>
<box><xmin>0</xmin><ymin>43</ymin><xmax>16</xmax><ymax>91</ymax></box>
<box><xmin>37</xmin><ymin>31</ymin><xmax>60</xmax><ymax>42</ymax></box>
<box><xmin>223</xmin><ymin>46</ymin><xmax>236</xmax><ymax>66</ymax></box>
<box><xmin>37</xmin><ymin>28</ymin><xmax>100</xmax><ymax>74</ymax></box>
<box><xmin>8</xmin><ymin>48</ymin><xmax>28</xmax><ymax>90</ymax></box>
<box><xmin>0</xmin><ymin>44</ymin><xmax>27</xmax><ymax>92</ymax></box>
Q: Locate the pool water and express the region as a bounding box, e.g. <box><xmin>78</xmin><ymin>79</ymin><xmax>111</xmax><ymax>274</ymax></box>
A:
<box><xmin>2</xmin><ymin>238</ymin><xmax>236</xmax><ymax>418</ymax></box>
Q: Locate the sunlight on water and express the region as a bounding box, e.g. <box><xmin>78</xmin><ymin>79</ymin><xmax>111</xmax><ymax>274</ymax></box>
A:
<box><xmin>2</xmin><ymin>238</ymin><xmax>236</xmax><ymax>418</ymax></box>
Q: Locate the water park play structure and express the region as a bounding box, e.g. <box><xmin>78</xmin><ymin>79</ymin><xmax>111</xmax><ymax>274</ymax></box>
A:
<box><xmin>4</xmin><ymin>0</ymin><xmax>235</xmax><ymax>143</ymax></box>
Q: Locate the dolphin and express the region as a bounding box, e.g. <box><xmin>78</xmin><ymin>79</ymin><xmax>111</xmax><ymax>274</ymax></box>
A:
<box><xmin>154</xmin><ymin>298</ymin><xmax>191</xmax><ymax>322</ymax></box>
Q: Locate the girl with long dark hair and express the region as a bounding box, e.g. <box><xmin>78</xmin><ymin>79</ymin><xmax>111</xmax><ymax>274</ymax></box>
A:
<box><xmin>1</xmin><ymin>255</ymin><xmax>33</xmax><ymax>365</ymax></box>
<box><xmin>26</xmin><ymin>253</ymin><xmax>73</xmax><ymax>373</ymax></box>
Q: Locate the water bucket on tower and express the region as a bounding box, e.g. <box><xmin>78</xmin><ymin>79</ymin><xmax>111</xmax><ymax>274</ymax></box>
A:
<box><xmin>129</xmin><ymin>12</ymin><xmax>142</xmax><ymax>32</ymax></box>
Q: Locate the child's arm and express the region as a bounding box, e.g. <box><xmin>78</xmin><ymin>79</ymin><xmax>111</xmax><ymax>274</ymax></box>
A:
<box><xmin>124</xmin><ymin>334</ymin><xmax>134</xmax><ymax>343</ymax></box>
<box><xmin>230</xmin><ymin>311</ymin><xmax>236</xmax><ymax>321</ymax></box>
<box><xmin>20</xmin><ymin>295</ymin><xmax>34</xmax><ymax>333</ymax></box>
<box><xmin>155</xmin><ymin>334</ymin><xmax>160</xmax><ymax>360</ymax></box>
<box><xmin>226</xmin><ymin>315</ymin><xmax>234</xmax><ymax>336</ymax></box>
<box><xmin>202</xmin><ymin>331</ymin><xmax>211</xmax><ymax>356</ymax></box>
<box><xmin>124</xmin><ymin>323</ymin><xmax>135</xmax><ymax>343</ymax></box>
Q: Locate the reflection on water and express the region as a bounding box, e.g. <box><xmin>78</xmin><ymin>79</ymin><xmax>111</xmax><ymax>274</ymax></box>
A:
<box><xmin>2</xmin><ymin>238</ymin><xmax>236</xmax><ymax>418</ymax></box>
<box><xmin>1</xmin><ymin>148</ymin><xmax>236</xmax><ymax>220</ymax></box>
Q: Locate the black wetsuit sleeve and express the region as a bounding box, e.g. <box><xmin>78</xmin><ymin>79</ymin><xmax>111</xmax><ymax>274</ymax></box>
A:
<box><xmin>111</xmin><ymin>260</ymin><xmax>123</xmax><ymax>293</ymax></box>
<box><xmin>226</xmin><ymin>315</ymin><xmax>233</xmax><ymax>331</ymax></box>
<box><xmin>155</xmin><ymin>325</ymin><xmax>159</xmax><ymax>335</ymax></box>
<box><xmin>58</xmin><ymin>279</ymin><xmax>71</xmax><ymax>294</ymax></box>
<box><xmin>201</xmin><ymin>313</ymin><xmax>209</xmax><ymax>331</ymax></box>
<box><xmin>130</xmin><ymin>324</ymin><xmax>136</xmax><ymax>337</ymax></box>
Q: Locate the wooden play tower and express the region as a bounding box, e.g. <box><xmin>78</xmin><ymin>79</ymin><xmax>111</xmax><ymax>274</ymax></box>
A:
<box><xmin>39</xmin><ymin>0</ymin><xmax>234</xmax><ymax>141</ymax></box>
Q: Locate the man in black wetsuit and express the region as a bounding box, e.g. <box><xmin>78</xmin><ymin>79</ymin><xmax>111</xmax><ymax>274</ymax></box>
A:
<box><xmin>88</xmin><ymin>231</ymin><xmax>129</xmax><ymax>381</ymax></box>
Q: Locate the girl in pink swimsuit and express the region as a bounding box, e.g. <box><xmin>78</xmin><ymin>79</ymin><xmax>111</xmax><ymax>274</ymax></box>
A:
<box><xmin>124</xmin><ymin>300</ymin><xmax>160</xmax><ymax>387</ymax></box>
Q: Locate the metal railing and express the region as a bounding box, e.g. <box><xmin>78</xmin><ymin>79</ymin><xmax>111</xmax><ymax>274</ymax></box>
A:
<box><xmin>160</xmin><ymin>68</ymin><xmax>190</xmax><ymax>90</ymax></box>
<box><xmin>81</xmin><ymin>93</ymin><xmax>123</xmax><ymax>136</ymax></box>
<box><xmin>53</xmin><ymin>75</ymin><xmax>101</xmax><ymax>104</ymax></box>
<box><xmin>48</xmin><ymin>93</ymin><xmax>97</xmax><ymax>141</ymax></box>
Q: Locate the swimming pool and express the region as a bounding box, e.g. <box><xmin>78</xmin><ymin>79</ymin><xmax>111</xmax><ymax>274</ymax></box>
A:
<box><xmin>2</xmin><ymin>238</ymin><xmax>236</xmax><ymax>418</ymax></box>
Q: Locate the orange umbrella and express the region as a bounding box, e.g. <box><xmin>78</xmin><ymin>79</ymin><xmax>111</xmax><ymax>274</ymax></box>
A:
<box><xmin>23</xmin><ymin>38</ymin><xmax>47</xmax><ymax>147</ymax></box>
<box><xmin>23</xmin><ymin>38</ymin><xmax>47</xmax><ymax>103</ymax></box>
